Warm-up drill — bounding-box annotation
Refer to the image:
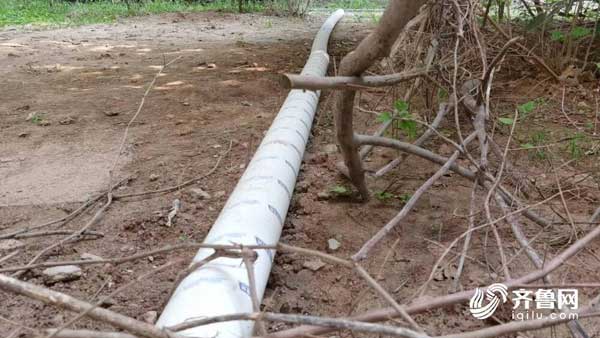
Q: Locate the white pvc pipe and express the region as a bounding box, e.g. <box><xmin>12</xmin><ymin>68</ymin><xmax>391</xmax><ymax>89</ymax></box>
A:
<box><xmin>156</xmin><ymin>10</ymin><xmax>345</xmax><ymax>338</ymax></box>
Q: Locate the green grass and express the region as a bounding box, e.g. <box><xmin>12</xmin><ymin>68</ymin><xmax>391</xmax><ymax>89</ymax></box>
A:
<box><xmin>0</xmin><ymin>0</ymin><xmax>264</xmax><ymax>28</ymax></box>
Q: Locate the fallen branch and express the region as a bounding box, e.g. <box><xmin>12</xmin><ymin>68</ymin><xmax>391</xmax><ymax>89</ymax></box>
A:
<box><xmin>353</xmin><ymin>132</ymin><xmax>477</xmax><ymax>260</ymax></box>
<box><xmin>452</xmin><ymin>179</ymin><xmax>479</xmax><ymax>291</ymax></box>
<box><xmin>242</xmin><ymin>248</ymin><xmax>267</xmax><ymax>336</ymax></box>
<box><xmin>0</xmin><ymin>242</ymin><xmax>275</xmax><ymax>273</ymax></box>
<box><xmin>355</xmin><ymin>133</ymin><xmax>554</xmax><ymax>229</ymax></box>
<box><xmin>265</xmin><ymin>211</ymin><xmax>600</xmax><ymax>338</ymax></box>
<box><xmin>375</xmin><ymin>101</ymin><xmax>451</xmax><ymax>177</ymax></box>
<box><xmin>0</xmin><ymin>274</ymin><xmax>178</xmax><ymax>338</ymax></box>
<box><xmin>14</xmin><ymin>194</ymin><xmax>115</xmax><ymax>278</ymax></box>
<box><xmin>0</xmin><ymin>191</ymin><xmax>106</xmax><ymax>240</ymax></box>
<box><xmin>281</xmin><ymin>68</ymin><xmax>431</xmax><ymax>91</ymax></box>
<box><xmin>36</xmin><ymin>330</ymin><xmax>137</xmax><ymax>338</ymax></box>
<box><xmin>13</xmin><ymin>230</ymin><xmax>104</xmax><ymax>240</ymax></box>
<box><xmin>168</xmin><ymin>312</ymin><xmax>427</xmax><ymax>338</ymax></box>
<box><xmin>46</xmin><ymin>260</ymin><xmax>184</xmax><ymax>338</ymax></box>
<box><xmin>355</xmin><ymin>38</ymin><xmax>439</xmax><ymax>171</ymax></box>
<box><xmin>334</xmin><ymin>0</ymin><xmax>427</xmax><ymax>199</ymax></box>
<box><xmin>483</xmin><ymin>12</ymin><xmax>561</xmax><ymax>82</ymax></box>
<box><xmin>113</xmin><ymin>140</ymin><xmax>232</xmax><ymax>200</ymax></box>
<box><xmin>108</xmin><ymin>55</ymin><xmax>182</xmax><ymax>189</ymax></box>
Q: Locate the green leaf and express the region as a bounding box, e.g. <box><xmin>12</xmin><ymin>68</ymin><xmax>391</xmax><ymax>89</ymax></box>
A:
<box><xmin>398</xmin><ymin>193</ymin><xmax>412</xmax><ymax>203</ymax></box>
<box><xmin>521</xmin><ymin>143</ymin><xmax>534</xmax><ymax>149</ymax></box>
<box><xmin>518</xmin><ymin>100</ymin><xmax>537</xmax><ymax>116</ymax></box>
<box><xmin>394</xmin><ymin>99</ymin><xmax>409</xmax><ymax>113</ymax></box>
<box><xmin>398</xmin><ymin>111</ymin><xmax>417</xmax><ymax>139</ymax></box>
<box><xmin>330</xmin><ymin>185</ymin><xmax>350</xmax><ymax>195</ymax></box>
<box><xmin>550</xmin><ymin>30</ymin><xmax>565</xmax><ymax>42</ymax></box>
<box><xmin>596</xmin><ymin>63</ymin><xmax>600</xmax><ymax>70</ymax></box>
<box><xmin>437</xmin><ymin>88</ymin><xmax>449</xmax><ymax>99</ymax></box>
<box><xmin>499</xmin><ymin>117</ymin><xmax>514</xmax><ymax>125</ymax></box>
<box><xmin>571</xmin><ymin>26</ymin><xmax>592</xmax><ymax>40</ymax></box>
<box><xmin>377</xmin><ymin>111</ymin><xmax>392</xmax><ymax>123</ymax></box>
<box><xmin>375</xmin><ymin>191</ymin><xmax>395</xmax><ymax>201</ymax></box>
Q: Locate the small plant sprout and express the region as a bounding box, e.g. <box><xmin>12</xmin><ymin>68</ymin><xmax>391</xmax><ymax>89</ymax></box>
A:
<box><xmin>398</xmin><ymin>193</ymin><xmax>412</xmax><ymax>204</ymax></box>
<box><xmin>374</xmin><ymin>190</ymin><xmax>395</xmax><ymax>201</ymax></box>
<box><xmin>330</xmin><ymin>185</ymin><xmax>351</xmax><ymax>197</ymax></box>
<box><xmin>523</xmin><ymin>130</ymin><xmax>549</xmax><ymax>160</ymax></box>
<box><xmin>517</xmin><ymin>100</ymin><xmax>538</xmax><ymax>117</ymax></box>
<box><xmin>437</xmin><ymin>88</ymin><xmax>449</xmax><ymax>100</ymax></box>
<box><xmin>498</xmin><ymin>117</ymin><xmax>514</xmax><ymax>125</ymax></box>
<box><xmin>567</xmin><ymin>133</ymin><xmax>586</xmax><ymax>159</ymax></box>
<box><xmin>377</xmin><ymin>100</ymin><xmax>417</xmax><ymax>140</ymax></box>
<box><xmin>377</xmin><ymin>111</ymin><xmax>392</xmax><ymax>123</ymax></box>
<box><xmin>26</xmin><ymin>112</ymin><xmax>43</xmax><ymax>125</ymax></box>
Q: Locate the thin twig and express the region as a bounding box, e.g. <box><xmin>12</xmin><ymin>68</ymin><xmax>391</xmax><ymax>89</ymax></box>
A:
<box><xmin>0</xmin><ymin>274</ymin><xmax>178</xmax><ymax>338</ymax></box>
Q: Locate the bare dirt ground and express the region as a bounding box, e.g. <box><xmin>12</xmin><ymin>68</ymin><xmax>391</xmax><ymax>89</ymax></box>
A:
<box><xmin>1</xmin><ymin>11</ymin><xmax>599</xmax><ymax>337</ymax></box>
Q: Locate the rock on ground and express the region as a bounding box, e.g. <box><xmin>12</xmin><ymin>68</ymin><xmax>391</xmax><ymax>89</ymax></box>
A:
<box><xmin>42</xmin><ymin>265</ymin><xmax>82</xmax><ymax>284</ymax></box>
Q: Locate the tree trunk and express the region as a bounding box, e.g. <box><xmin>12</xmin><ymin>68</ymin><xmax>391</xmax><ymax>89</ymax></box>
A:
<box><xmin>334</xmin><ymin>0</ymin><xmax>426</xmax><ymax>199</ymax></box>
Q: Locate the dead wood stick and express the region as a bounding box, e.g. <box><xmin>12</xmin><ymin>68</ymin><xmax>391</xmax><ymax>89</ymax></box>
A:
<box><xmin>452</xmin><ymin>179</ymin><xmax>479</xmax><ymax>291</ymax></box>
<box><xmin>0</xmin><ymin>243</ymin><xmax>276</xmax><ymax>273</ymax></box>
<box><xmin>281</xmin><ymin>68</ymin><xmax>430</xmax><ymax>91</ymax></box>
<box><xmin>353</xmin><ymin>264</ymin><xmax>423</xmax><ymax>333</ymax></box>
<box><xmin>355</xmin><ymin>133</ymin><xmax>552</xmax><ymax>229</ymax></box>
<box><xmin>241</xmin><ymin>248</ymin><xmax>267</xmax><ymax>336</ymax></box>
<box><xmin>489</xmin><ymin>139</ymin><xmax>531</xmax><ymax>193</ymax></box>
<box><xmin>0</xmin><ymin>274</ymin><xmax>177</xmax><ymax>338</ymax></box>
<box><xmin>262</xmin><ymin>223</ymin><xmax>600</xmax><ymax>338</ymax></box>
<box><xmin>0</xmin><ymin>193</ymin><xmax>104</xmax><ymax>240</ymax></box>
<box><xmin>0</xmin><ymin>250</ymin><xmax>20</xmax><ymax>265</ymax></box>
<box><xmin>14</xmin><ymin>230</ymin><xmax>104</xmax><ymax>240</ymax></box>
<box><xmin>354</xmin><ymin>132</ymin><xmax>478</xmax><ymax>260</ymax></box>
<box><xmin>375</xmin><ymin>101</ymin><xmax>451</xmax><ymax>177</ymax></box>
<box><xmin>37</xmin><ymin>330</ymin><xmax>137</xmax><ymax>338</ymax></box>
<box><xmin>495</xmin><ymin>195</ymin><xmax>545</xmax><ymax>268</ymax></box>
<box><xmin>420</xmin><ymin>189</ymin><xmax>576</xmax><ymax>298</ymax></box>
<box><xmin>113</xmin><ymin>140</ymin><xmax>231</xmax><ymax>200</ymax></box>
<box><xmin>355</xmin><ymin>38</ymin><xmax>439</xmax><ymax>174</ymax></box>
<box><xmin>277</xmin><ymin>243</ymin><xmax>352</xmax><ymax>267</ymax></box>
<box><xmin>108</xmin><ymin>55</ymin><xmax>182</xmax><ymax>190</ymax></box>
<box><xmin>0</xmin><ymin>313</ymin><xmax>37</xmax><ymax>335</ymax></box>
<box><xmin>483</xmin><ymin>109</ymin><xmax>519</xmax><ymax>280</ymax></box>
<box><xmin>484</xmin><ymin>13</ymin><xmax>561</xmax><ymax>81</ymax></box>
<box><xmin>168</xmin><ymin>312</ymin><xmax>426</xmax><ymax>338</ymax></box>
<box><xmin>355</xmin><ymin>134</ymin><xmax>476</xmax><ymax>178</ymax></box>
<box><xmin>0</xmin><ymin>177</ymin><xmax>129</xmax><ymax>240</ymax></box>
<box><xmin>278</xmin><ymin>243</ymin><xmax>421</xmax><ymax>332</ymax></box>
<box><xmin>46</xmin><ymin>260</ymin><xmax>184</xmax><ymax>338</ymax></box>
<box><xmin>14</xmin><ymin>194</ymin><xmax>114</xmax><ymax>278</ymax></box>
<box><xmin>334</xmin><ymin>0</ymin><xmax>427</xmax><ymax>199</ymax></box>
<box><xmin>389</xmin><ymin>9</ymin><xmax>429</xmax><ymax>57</ymax></box>
<box><xmin>590</xmin><ymin>206</ymin><xmax>600</xmax><ymax>225</ymax></box>
<box><xmin>494</xmin><ymin>193</ymin><xmax>589</xmax><ymax>338</ymax></box>
<box><xmin>479</xmin><ymin>37</ymin><xmax>522</xmax><ymax>103</ymax></box>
